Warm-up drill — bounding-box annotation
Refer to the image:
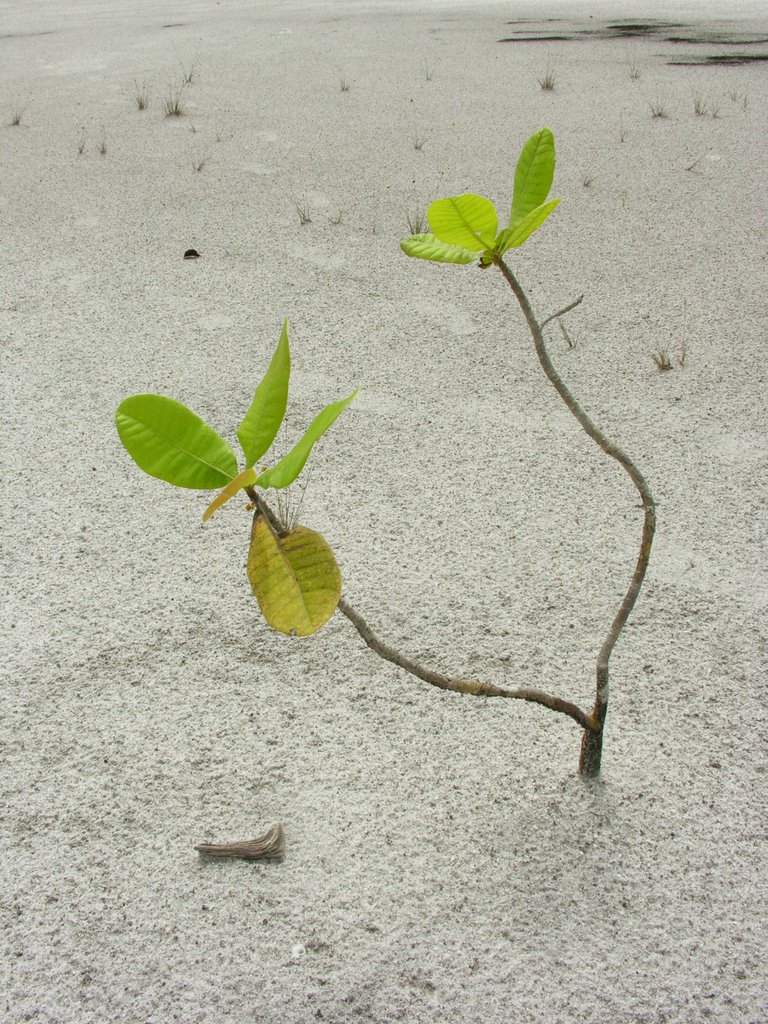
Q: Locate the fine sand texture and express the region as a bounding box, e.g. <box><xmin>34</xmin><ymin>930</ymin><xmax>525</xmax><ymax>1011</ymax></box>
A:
<box><xmin>2</xmin><ymin>1</ymin><xmax>767</xmax><ymax>1021</ymax></box>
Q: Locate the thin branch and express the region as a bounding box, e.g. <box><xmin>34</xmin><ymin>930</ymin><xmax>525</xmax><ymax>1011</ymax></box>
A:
<box><xmin>494</xmin><ymin>257</ymin><xmax>656</xmax><ymax>775</ymax></box>
<box><xmin>246</xmin><ymin>474</ymin><xmax>591</xmax><ymax>729</ymax></box>
<box><xmin>337</xmin><ymin>598</ymin><xmax>591</xmax><ymax>729</ymax></box>
<box><xmin>540</xmin><ymin>293</ymin><xmax>584</xmax><ymax>330</ymax></box>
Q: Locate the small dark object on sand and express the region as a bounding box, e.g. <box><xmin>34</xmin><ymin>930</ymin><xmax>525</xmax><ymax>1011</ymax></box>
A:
<box><xmin>195</xmin><ymin>823</ymin><xmax>285</xmax><ymax>861</ymax></box>
<box><xmin>183</xmin><ymin>248</ymin><xmax>201</xmax><ymax>260</ymax></box>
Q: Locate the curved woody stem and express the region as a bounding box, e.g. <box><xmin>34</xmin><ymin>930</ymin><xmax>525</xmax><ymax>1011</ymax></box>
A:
<box><xmin>245</xmin><ymin>257</ymin><xmax>655</xmax><ymax>777</ymax></box>
<box><xmin>495</xmin><ymin>256</ymin><xmax>656</xmax><ymax>776</ymax></box>
<box><xmin>244</xmin><ymin>487</ymin><xmax>591</xmax><ymax>731</ymax></box>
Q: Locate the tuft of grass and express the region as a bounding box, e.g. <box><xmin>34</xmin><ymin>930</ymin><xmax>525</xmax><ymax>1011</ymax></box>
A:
<box><xmin>709</xmin><ymin>98</ymin><xmax>721</xmax><ymax>119</ymax></box>
<box><xmin>650</xmin><ymin>346</ymin><xmax>673</xmax><ymax>371</ymax></box>
<box><xmin>294</xmin><ymin>198</ymin><xmax>312</xmax><ymax>225</ymax></box>
<box><xmin>9</xmin><ymin>102</ymin><xmax>28</xmax><ymax>126</ymax></box>
<box><xmin>163</xmin><ymin>84</ymin><xmax>186</xmax><ymax>117</ymax></box>
<box><xmin>406</xmin><ymin>206</ymin><xmax>428</xmax><ymax>235</ymax></box>
<box><xmin>677</xmin><ymin>340</ymin><xmax>687</xmax><ymax>368</ymax></box>
<box><xmin>339</xmin><ymin>74</ymin><xmax>351</xmax><ymax>92</ymax></box>
<box><xmin>424</xmin><ymin>64</ymin><xmax>434</xmax><ymax>82</ymax></box>
<box><xmin>538</xmin><ymin>64</ymin><xmax>556</xmax><ymax>91</ymax></box>
<box><xmin>411</xmin><ymin>131</ymin><xmax>428</xmax><ymax>151</ymax></box>
<box><xmin>178</xmin><ymin>55</ymin><xmax>199</xmax><ymax>85</ymax></box>
<box><xmin>628</xmin><ymin>63</ymin><xmax>642</xmax><ymax>80</ymax></box>
<box><xmin>329</xmin><ymin>210</ymin><xmax>344</xmax><ymax>225</ymax></box>
<box><xmin>649</xmin><ymin>96</ymin><xmax>669</xmax><ymax>119</ymax></box>
<box><xmin>133</xmin><ymin>79</ymin><xmax>149</xmax><ymax>110</ymax></box>
<box><xmin>692</xmin><ymin>91</ymin><xmax>708</xmax><ymax>116</ymax></box>
<box><xmin>97</xmin><ymin>132</ymin><xmax>107</xmax><ymax>156</ymax></box>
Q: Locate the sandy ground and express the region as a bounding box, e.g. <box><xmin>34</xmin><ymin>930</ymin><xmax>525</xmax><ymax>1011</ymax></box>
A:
<box><xmin>2</xmin><ymin>1</ymin><xmax>767</xmax><ymax>1021</ymax></box>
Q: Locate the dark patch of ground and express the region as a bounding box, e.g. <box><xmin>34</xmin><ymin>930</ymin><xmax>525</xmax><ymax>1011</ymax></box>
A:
<box><xmin>498</xmin><ymin>19</ymin><xmax>768</xmax><ymax>65</ymax></box>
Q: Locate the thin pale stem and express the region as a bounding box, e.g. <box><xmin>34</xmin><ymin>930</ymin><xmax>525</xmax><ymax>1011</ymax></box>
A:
<box><xmin>495</xmin><ymin>256</ymin><xmax>656</xmax><ymax>776</ymax></box>
<box><xmin>244</xmin><ymin>486</ymin><xmax>590</xmax><ymax>730</ymax></box>
<box><xmin>338</xmin><ymin>598</ymin><xmax>591</xmax><ymax>729</ymax></box>
<box><xmin>540</xmin><ymin>294</ymin><xmax>584</xmax><ymax>329</ymax></box>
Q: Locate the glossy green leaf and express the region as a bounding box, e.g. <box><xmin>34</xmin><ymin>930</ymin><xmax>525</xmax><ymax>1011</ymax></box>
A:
<box><xmin>256</xmin><ymin>389</ymin><xmax>358</xmax><ymax>489</ymax></box>
<box><xmin>400</xmin><ymin>234</ymin><xmax>477</xmax><ymax>264</ymax></box>
<box><xmin>247</xmin><ymin>514</ymin><xmax>342</xmax><ymax>636</ymax></box>
<box><xmin>510</xmin><ymin>127</ymin><xmax>556</xmax><ymax>228</ymax></box>
<box><xmin>203</xmin><ymin>467</ymin><xmax>258</xmax><ymax>522</ymax></box>
<box><xmin>116</xmin><ymin>394</ymin><xmax>237</xmax><ymax>489</ymax></box>
<box><xmin>428</xmin><ymin>193</ymin><xmax>498</xmax><ymax>251</ymax></box>
<box><xmin>496</xmin><ymin>198</ymin><xmax>560</xmax><ymax>251</ymax></box>
<box><xmin>237</xmin><ymin>318</ymin><xmax>291</xmax><ymax>468</ymax></box>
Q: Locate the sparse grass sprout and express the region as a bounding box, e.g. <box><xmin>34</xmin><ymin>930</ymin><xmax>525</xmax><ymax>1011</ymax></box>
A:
<box><xmin>538</xmin><ymin>64</ymin><xmax>556</xmax><ymax>91</ymax></box>
<box><xmin>650</xmin><ymin>346</ymin><xmax>673</xmax><ymax>371</ymax></box>
<box><xmin>649</xmin><ymin>96</ymin><xmax>670</xmax><ymax>119</ymax></box>
<box><xmin>406</xmin><ymin>206</ymin><xmax>428</xmax><ymax>235</ymax></box>
<box><xmin>295</xmin><ymin>198</ymin><xmax>312</xmax><ymax>225</ymax></box>
<box><xmin>9</xmin><ymin>102</ymin><xmax>27</xmax><ymax>127</ymax></box>
<box><xmin>163</xmin><ymin>84</ymin><xmax>186</xmax><ymax>118</ymax></box>
<box><xmin>134</xmin><ymin>80</ymin><xmax>149</xmax><ymax>111</ymax></box>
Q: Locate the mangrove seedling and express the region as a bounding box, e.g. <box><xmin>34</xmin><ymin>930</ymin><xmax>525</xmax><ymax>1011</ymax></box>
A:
<box><xmin>396</xmin><ymin>126</ymin><xmax>656</xmax><ymax>776</ymax></box>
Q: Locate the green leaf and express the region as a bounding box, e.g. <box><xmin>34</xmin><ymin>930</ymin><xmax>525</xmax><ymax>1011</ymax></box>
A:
<box><xmin>256</xmin><ymin>389</ymin><xmax>358</xmax><ymax>489</ymax></box>
<box><xmin>428</xmin><ymin>193</ymin><xmax>498</xmax><ymax>251</ymax></box>
<box><xmin>510</xmin><ymin>127</ymin><xmax>556</xmax><ymax>228</ymax></box>
<box><xmin>247</xmin><ymin>515</ymin><xmax>342</xmax><ymax>636</ymax></box>
<box><xmin>237</xmin><ymin>318</ymin><xmax>291</xmax><ymax>468</ymax></box>
<box><xmin>497</xmin><ymin>198</ymin><xmax>560</xmax><ymax>251</ymax></box>
<box><xmin>400</xmin><ymin>234</ymin><xmax>477</xmax><ymax>264</ymax></box>
<box><xmin>115</xmin><ymin>394</ymin><xmax>237</xmax><ymax>489</ymax></box>
<box><xmin>203</xmin><ymin>467</ymin><xmax>258</xmax><ymax>522</ymax></box>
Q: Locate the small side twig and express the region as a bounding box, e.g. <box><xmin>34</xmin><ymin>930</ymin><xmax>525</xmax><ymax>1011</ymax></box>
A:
<box><xmin>195</xmin><ymin>823</ymin><xmax>285</xmax><ymax>861</ymax></box>
<box><xmin>540</xmin><ymin>294</ymin><xmax>583</xmax><ymax>330</ymax></box>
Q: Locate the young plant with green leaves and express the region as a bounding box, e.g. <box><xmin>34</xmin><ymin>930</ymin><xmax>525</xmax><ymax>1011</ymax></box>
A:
<box><xmin>116</xmin><ymin>320</ymin><xmax>357</xmax><ymax>637</ymax></box>
<box><xmin>116</xmin><ymin>128</ymin><xmax>654</xmax><ymax>781</ymax></box>
<box><xmin>400</xmin><ymin>126</ymin><xmax>656</xmax><ymax>776</ymax></box>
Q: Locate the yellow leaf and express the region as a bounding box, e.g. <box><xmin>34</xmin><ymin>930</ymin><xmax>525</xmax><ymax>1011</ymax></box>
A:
<box><xmin>247</xmin><ymin>514</ymin><xmax>342</xmax><ymax>636</ymax></box>
<box><xmin>202</xmin><ymin>467</ymin><xmax>257</xmax><ymax>522</ymax></box>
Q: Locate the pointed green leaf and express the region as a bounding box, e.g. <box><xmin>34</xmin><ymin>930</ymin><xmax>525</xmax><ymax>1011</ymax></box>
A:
<box><xmin>116</xmin><ymin>394</ymin><xmax>237</xmax><ymax>488</ymax></box>
<box><xmin>256</xmin><ymin>389</ymin><xmax>358</xmax><ymax>490</ymax></box>
<box><xmin>400</xmin><ymin>234</ymin><xmax>477</xmax><ymax>264</ymax></box>
<box><xmin>203</xmin><ymin>467</ymin><xmax>258</xmax><ymax>522</ymax></box>
<box><xmin>247</xmin><ymin>514</ymin><xmax>342</xmax><ymax>636</ymax></box>
<box><xmin>497</xmin><ymin>198</ymin><xmax>560</xmax><ymax>251</ymax></box>
<box><xmin>428</xmin><ymin>194</ymin><xmax>498</xmax><ymax>251</ymax></box>
<box><xmin>237</xmin><ymin>318</ymin><xmax>291</xmax><ymax>468</ymax></box>
<box><xmin>510</xmin><ymin>127</ymin><xmax>556</xmax><ymax>227</ymax></box>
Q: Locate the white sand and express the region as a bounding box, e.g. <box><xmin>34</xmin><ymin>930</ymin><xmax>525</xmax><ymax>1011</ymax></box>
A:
<box><xmin>2</xmin><ymin>1</ymin><xmax>767</xmax><ymax>1021</ymax></box>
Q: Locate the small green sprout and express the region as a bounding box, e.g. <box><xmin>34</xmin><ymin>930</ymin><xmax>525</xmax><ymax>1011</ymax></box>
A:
<box><xmin>401</xmin><ymin>127</ymin><xmax>560</xmax><ymax>267</ymax></box>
